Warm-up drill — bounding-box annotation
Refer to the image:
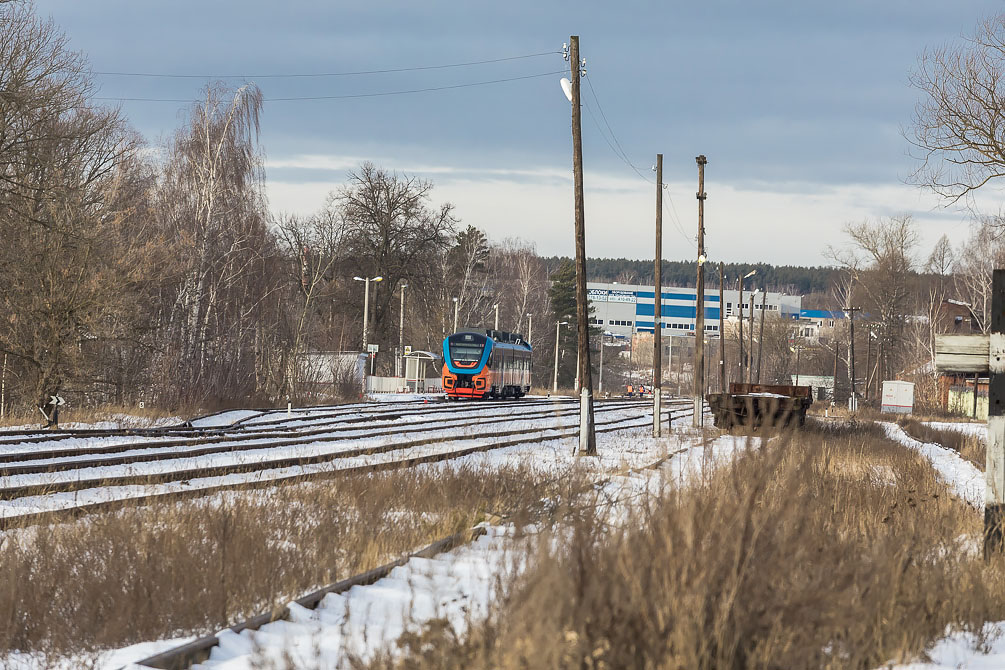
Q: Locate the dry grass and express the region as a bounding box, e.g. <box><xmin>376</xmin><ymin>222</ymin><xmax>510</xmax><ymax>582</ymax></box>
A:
<box><xmin>0</xmin><ymin>463</ymin><xmax>587</xmax><ymax>657</ymax></box>
<box><xmin>373</xmin><ymin>424</ymin><xmax>1005</xmax><ymax>670</ymax></box>
<box><xmin>899</xmin><ymin>417</ymin><xmax>986</xmax><ymax>468</ymax></box>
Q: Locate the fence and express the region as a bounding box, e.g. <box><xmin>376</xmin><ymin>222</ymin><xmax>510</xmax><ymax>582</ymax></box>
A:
<box><xmin>948</xmin><ymin>387</ymin><xmax>989</xmax><ymax>421</ymax></box>
<box><xmin>365</xmin><ymin>376</ymin><xmax>443</xmax><ymax>394</ymax></box>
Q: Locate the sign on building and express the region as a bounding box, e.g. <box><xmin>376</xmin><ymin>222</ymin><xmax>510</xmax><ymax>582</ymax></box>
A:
<box><xmin>608</xmin><ymin>290</ymin><xmax>636</xmax><ymax>304</ymax></box>
<box><xmin>587</xmin><ymin>288</ymin><xmax>609</xmax><ymax>302</ymax></box>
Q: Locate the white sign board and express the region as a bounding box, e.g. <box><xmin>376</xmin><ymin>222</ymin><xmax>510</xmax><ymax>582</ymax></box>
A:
<box><xmin>608</xmin><ymin>290</ymin><xmax>636</xmax><ymax>304</ymax></box>
<box><xmin>881</xmin><ymin>380</ymin><xmax>915</xmax><ymax>414</ymax></box>
<box><xmin>587</xmin><ymin>289</ymin><xmax>609</xmax><ymax>302</ymax></box>
<box><xmin>367</xmin><ymin>344</ymin><xmax>379</xmax><ymax>353</ymax></box>
<box><xmin>404</xmin><ymin>345</ymin><xmax>412</xmax><ymax>356</ymax></box>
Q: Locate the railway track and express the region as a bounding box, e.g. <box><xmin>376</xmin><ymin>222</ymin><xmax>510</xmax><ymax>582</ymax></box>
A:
<box><xmin>134</xmin><ymin>444</ymin><xmax>695</xmax><ymax>670</ymax></box>
<box><xmin>0</xmin><ymin>398</ymin><xmax>698</xmax><ymax>530</ymax></box>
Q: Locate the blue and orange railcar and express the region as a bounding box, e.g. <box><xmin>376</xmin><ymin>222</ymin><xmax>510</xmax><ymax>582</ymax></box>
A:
<box><xmin>441</xmin><ymin>330</ymin><xmax>532</xmax><ymax>399</ymax></box>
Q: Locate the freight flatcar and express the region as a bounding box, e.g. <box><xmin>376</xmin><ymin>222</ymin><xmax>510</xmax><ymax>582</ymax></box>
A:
<box><xmin>441</xmin><ymin>330</ymin><xmax>532</xmax><ymax>400</ymax></box>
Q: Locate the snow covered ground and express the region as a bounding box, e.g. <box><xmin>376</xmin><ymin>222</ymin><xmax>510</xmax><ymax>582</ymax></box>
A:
<box><xmin>123</xmin><ymin>429</ymin><xmax>748</xmax><ymax>670</ymax></box>
<box><xmin>923</xmin><ymin>420</ymin><xmax>988</xmax><ymax>440</ymax></box>
<box><xmin>880</xmin><ymin>422</ymin><xmax>984</xmax><ymax>509</ymax></box>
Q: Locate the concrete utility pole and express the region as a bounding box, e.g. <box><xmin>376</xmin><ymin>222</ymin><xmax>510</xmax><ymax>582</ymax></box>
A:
<box><xmin>569</xmin><ymin>35</ymin><xmax>596</xmax><ymax>454</ymax></box>
<box><xmin>719</xmin><ymin>263</ymin><xmax>726</xmax><ymax>393</ymax></box>
<box><xmin>865</xmin><ymin>329</ymin><xmax>872</xmax><ymax>401</ymax></box>
<box><xmin>737</xmin><ymin>270</ymin><xmax>755</xmax><ymax>385</ymax></box>
<box><xmin>748</xmin><ymin>291</ymin><xmax>756</xmax><ymax>384</ymax></box>
<box><xmin>693</xmin><ymin>154</ymin><xmax>707</xmax><ymax>427</ymax></box>
<box><xmin>832</xmin><ymin>340</ymin><xmax>840</xmax><ymax>402</ymax></box>
<box><xmin>756</xmin><ymin>289</ymin><xmax>767</xmax><ymax>384</ymax></box>
<box><xmin>553</xmin><ymin>320</ymin><xmax>568</xmax><ymax>393</ymax></box>
<box><xmin>353</xmin><ymin>275</ymin><xmax>383</xmax><ymax>350</ymax></box>
<box><xmin>526</xmin><ymin>313</ymin><xmax>532</xmax><ymax>344</ymax></box>
<box><xmin>452</xmin><ymin>297</ymin><xmax>459</xmax><ymax>333</ymax></box>
<box><xmin>987</xmin><ymin>269</ymin><xmax>1005</xmax><ymax>558</ymax></box>
<box><xmin>653</xmin><ymin>153</ymin><xmax>663</xmax><ymax>437</ymax></box>
<box><xmin>845</xmin><ymin>306</ymin><xmax>861</xmax><ymax>402</ymax></box>
<box><xmin>398</xmin><ymin>282</ymin><xmax>407</xmax><ymax>377</ymax></box>
<box><xmin>494</xmin><ymin>303</ymin><xmax>499</xmax><ymax>331</ymax></box>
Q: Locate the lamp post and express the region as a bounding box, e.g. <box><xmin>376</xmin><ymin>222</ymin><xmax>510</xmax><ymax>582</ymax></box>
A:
<box><xmin>452</xmin><ymin>297</ymin><xmax>459</xmax><ymax>333</ymax></box>
<box><xmin>398</xmin><ymin>282</ymin><xmax>407</xmax><ymax>378</ymax></box>
<box><xmin>791</xmin><ymin>344</ymin><xmax>804</xmax><ymax>387</ymax></box>
<box><xmin>554</xmin><ymin>320</ymin><xmax>568</xmax><ymax>393</ymax></box>
<box><xmin>353</xmin><ymin>275</ymin><xmax>383</xmax><ymax>350</ymax></box>
<box><xmin>598</xmin><ymin>330</ymin><xmax>608</xmax><ymax>394</ymax></box>
<box><xmin>493</xmin><ymin>303</ymin><xmax>499</xmax><ymax>331</ymax></box>
<box><xmin>738</xmin><ymin>270</ymin><xmax>756</xmax><ymax>384</ymax></box>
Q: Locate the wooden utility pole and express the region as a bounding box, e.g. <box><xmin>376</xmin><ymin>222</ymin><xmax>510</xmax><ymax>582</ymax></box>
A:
<box><xmin>653</xmin><ymin>153</ymin><xmax>663</xmax><ymax>437</ymax></box>
<box><xmin>756</xmin><ymin>290</ymin><xmax>767</xmax><ymax>383</ymax></box>
<box><xmin>693</xmin><ymin>155</ymin><xmax>708</xmax><ymax>427</ymax></box>
<box><xmin>719</xmin><ymin>262</ymin><xmax>726</xmax><ymax>393</ymax></box>
<box><xmin>569</xmin><ymin>36</ymin><xmax>596</xmax><ymax>455</ymax></box>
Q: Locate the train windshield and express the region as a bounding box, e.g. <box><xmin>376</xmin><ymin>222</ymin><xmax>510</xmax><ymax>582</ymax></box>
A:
<box><xmin>447</xmin><ymin>333</ymin><xmax>486</xmax><ymax>364</ymax></box>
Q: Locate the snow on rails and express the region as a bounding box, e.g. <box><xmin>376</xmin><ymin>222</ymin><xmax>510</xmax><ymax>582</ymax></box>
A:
<box><xmin>0</xmin><ymin>397</ymin><xmax>699</xmax><ymax>530</ymax></box>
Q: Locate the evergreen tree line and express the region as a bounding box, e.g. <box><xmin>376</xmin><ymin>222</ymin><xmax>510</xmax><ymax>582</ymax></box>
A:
<box><xmin>543</xmin><ymin>257</ymin><xmax>839</xmax><ymax>295</ymax></box>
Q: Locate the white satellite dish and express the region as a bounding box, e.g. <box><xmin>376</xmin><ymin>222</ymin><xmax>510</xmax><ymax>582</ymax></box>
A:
<box><xmin>559</xmin><ymin>77</ymin><xmax>573</xmax><ymax>102</ymax></box>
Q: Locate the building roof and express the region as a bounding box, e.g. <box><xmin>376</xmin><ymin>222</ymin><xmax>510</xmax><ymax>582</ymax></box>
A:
<box><xmin>799</xmin><ymin>309</ymin><xmax>846</xmax><ymax>320</ymax></box>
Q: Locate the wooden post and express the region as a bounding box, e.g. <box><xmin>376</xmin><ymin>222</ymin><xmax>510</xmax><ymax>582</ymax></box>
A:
<box><xmin>985</xmin><ymin>269</ymin><xmax>1005</xmax><ymax>557</ymax></box>
<box><xmin>569</xmin><ymin>36</ymin><xmax>596</xmax><ymax>455</ymax></box>
<box><xmin>653</xmin><ymin>153</ymin><xmax>663</xmax><ymax>437</ymax></box>
<box><xmin>693</xmin><ymin>155</ymin><xmax>707</xmax><ymax>427</ymax></box>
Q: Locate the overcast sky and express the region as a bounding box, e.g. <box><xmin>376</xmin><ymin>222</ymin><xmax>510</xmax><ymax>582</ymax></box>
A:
<box><xmin>36</xmin><ymin>0</ymin><xmax>1005</xmax><ymax>266</ymax></box>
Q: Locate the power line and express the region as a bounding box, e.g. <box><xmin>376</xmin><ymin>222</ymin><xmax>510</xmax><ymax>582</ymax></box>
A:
<box><xmin>92</xmin><ymin>51</ymin><xmax>561</xmax><ymax>79</ymax></box>
<box><xmin>581</xmin><ymin>73</ymin><xmax>695</xmax><ymax>249</ymax></box>
<box><xmin>92</xmin><ymin>70</ymin><xmax>567</xmax><ymax>103</ymax></box>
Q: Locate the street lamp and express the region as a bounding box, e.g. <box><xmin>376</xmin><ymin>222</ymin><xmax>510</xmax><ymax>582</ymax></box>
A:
<box><xmin>353</xmin><ymin>275</ymin><xmax>383</xmax><ymax>350</ymax></box>
<box><xmin>452</xmin><ymin>297</ymin><xmax>459</xmax><ymax>333</ymax></box>
<box><xmin>554</xmin><ymin>320</ymin><xmax>569</xmax><ymax>393</ymax></box>
<box><xmin>494</xmin><ymin>303</ymin><xmax>499</xmax><ymax>331</ymax></box>
<box><xmin>398</xmin><ymin>282</ymin><xmax>408</xmax><ymax>378</ymax></box>
<box><xmin>790</xmin><ymin>343</ymin><xmax>805</xmax><ymax>393</ymax></box>
<box><xmin>598</xmin><ymin>330</ymin><xmax>611</xmax><ymax>394</ymax></box>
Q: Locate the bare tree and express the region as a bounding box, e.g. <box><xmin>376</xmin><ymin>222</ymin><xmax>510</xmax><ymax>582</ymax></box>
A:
<box><xmin>332</xmin><ymin>163</ymin><xmax>457</xmax><ymax>368</ymax></box>
<box><xmin>0</xmin><ymin>2</ymin><xmax>152</xmax><ymax>413</ymax></box>
<box><xmin>954</xmin><ymin>218</ymin><xmax>1005</xmax><ymax>333</ymax></box>
<box><xmin>827</xmin><ymin>216</ymin><xmax>919</xmax><ymax>380</ymax></box>
<box><xmin>152</xmin><ymin>83</ymin><xmax>277</xmax><ymax>403</ymax></box>
<box><xmin>909</xmin><ymin>15</ymin><xmax>1005</xmax><ymax>204</ymax></box>
<box><xmin>274</xmin><ymin>210</ymin><xmax>348</xmax><ymax>398</ymax></box>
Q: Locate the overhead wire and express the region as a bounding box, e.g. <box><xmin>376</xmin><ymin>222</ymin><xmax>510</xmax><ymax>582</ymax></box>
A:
<box><xmin>92</xmin><ymin>70</ymin><xmax>567</xmax><ymax>103</ymax></box>
<box><xmin>580</xmin><ymin>72</ymin><xmax>696</xmax><ymax>250</ymax></box>
<box><xmin>92</xmin><ymin>50</ymin><xmax>562</xmax><ymax>79</ymax></box>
